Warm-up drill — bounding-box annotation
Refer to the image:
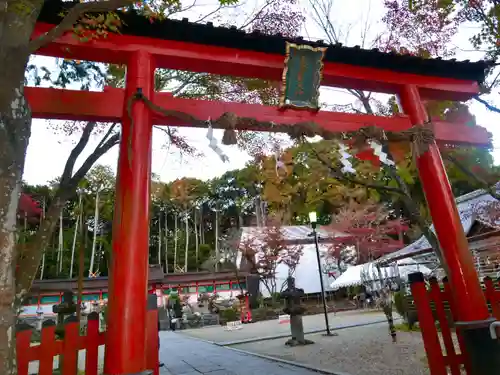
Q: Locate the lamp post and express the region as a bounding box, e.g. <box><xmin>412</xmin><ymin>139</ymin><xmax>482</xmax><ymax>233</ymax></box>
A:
<box><xmin>309</xmin><ymin>212</ymin><xmax>334</xmax><ymax>336</ymax></box>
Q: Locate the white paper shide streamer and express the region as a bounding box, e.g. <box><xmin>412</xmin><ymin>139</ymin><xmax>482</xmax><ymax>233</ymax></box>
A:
<box><xmin>337</xmin><ymin>142</ymin><xmax>356</xmax><ymax>174</ymax></box>
<box><xmin>206</xmin><ymin>119</ymin><xmax>229</xmax><ymax>163</ymax></box>
<box><xmin>368</xmin><ymin>140</ymin><xmax>395</xmax><ymax>167</ymax></box>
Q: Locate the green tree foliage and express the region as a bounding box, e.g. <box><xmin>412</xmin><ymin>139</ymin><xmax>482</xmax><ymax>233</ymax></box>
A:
<box><xmin>19</xmin><ymin>165</ymin><xmax>116</xmax><ymax>280</ymax></box>
<box><xmin>20</xmin><ymin>126</ymin><xmax>500</xmax><ymax>280</ymax></box>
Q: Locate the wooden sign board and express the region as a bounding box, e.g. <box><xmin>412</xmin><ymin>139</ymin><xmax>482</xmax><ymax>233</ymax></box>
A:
<box><xmin>279</xmin><ymin>43</ymin><xmax>327</xmax><ymax>111</ymax></box>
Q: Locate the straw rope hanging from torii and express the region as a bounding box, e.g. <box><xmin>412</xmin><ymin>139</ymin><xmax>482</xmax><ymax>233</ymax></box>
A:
<box><xmin>125</xmin><ymin>90</ymin><xmax>436</xmax><ymax>164</ymax></box>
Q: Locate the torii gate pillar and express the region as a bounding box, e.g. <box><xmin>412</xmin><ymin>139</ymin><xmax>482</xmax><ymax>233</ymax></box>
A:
<box><xmin>399</xmin><ymin>85</ymin><xmax>500</xmax><ymax>374</ymax></box>
<box><xmin>104</xmin><ymin>50</ymin><xmax>155</xmax><ymax>375</ymax></box>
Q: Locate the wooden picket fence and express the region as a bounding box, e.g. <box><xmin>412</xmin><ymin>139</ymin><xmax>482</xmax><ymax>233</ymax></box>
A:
<box><xmin>409</xmin><ymin>273</ymin><xmax>500</xmax><ymax>375</ymax></box>
<box><xmin>16</xmin><ymin>295</ymin><xmax>159</xmax><ymax>375</ymax></box>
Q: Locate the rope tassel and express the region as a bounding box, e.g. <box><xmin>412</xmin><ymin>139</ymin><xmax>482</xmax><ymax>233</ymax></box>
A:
<box><xmin>222</xmin><ymin>129</ymin><xmax>238</xmax><ymax>145</ymax></box>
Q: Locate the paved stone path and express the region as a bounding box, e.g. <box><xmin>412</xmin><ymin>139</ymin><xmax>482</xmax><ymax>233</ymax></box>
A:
<box><xmin>159</xmin><ymin>331</ymin><xmax>323</xmax><ymax>375</ymax></box>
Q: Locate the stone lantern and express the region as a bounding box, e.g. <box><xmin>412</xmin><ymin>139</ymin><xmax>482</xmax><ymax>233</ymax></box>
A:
<box><xmin>52</xmin><ymin>290</ymin><xmax>77</xmax><ymax>338</ymax></box>
<box><xmin>280</xmin><ymin>276</ymin><xmax>314</xmax><ymax>346</ymax></box>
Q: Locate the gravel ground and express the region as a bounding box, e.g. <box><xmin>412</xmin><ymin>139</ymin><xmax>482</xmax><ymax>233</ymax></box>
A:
<box><xmin>180</xmin><ymin>310</ymin><xmax>387</xmax><ymax>344</ymax></box>
<box><xmin>232</xmin><ymin>323</ymin><xmax>431</xmax><ymax>375</ymax></box>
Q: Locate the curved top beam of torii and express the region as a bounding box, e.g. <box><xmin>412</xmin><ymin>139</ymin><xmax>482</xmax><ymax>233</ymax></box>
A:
<box><xmin>34</xmin><ymin>1</ymin><xmax>490</xmax><ymax>100</ymax></box>
<box><xmin>32</xmin><ymin>21</ymin><xmax>482</xmax><ymax>102</ymax></box>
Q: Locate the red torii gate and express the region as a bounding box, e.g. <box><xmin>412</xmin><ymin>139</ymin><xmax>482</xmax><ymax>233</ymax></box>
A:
<box><xmin>32</xmin><ymin>1</ymin><xmax>497</xmax><ymax>374</ymax></box>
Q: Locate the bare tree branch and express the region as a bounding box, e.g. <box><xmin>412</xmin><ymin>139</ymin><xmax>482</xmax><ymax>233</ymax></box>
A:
<box><xmin>165</xmin><ymin>0</ymin><xmax>197</xmax><ymax>18</ymax></box>
<box><xmin>308</xmin><ymin>0</ymin><xmax>338</xmax><ymax>43</ymax></box>
<box><xmin>95</xmin><ymin>122</ymin><xmax>118</xmax><ymax>149</ymax></box>
<box><xmin>194</xmin><ymin>0</ymin><xmax>244</xmax><ymax>23</ymax></box>
<box><xmin>69</xmin><ymin>133</ymin><xmax>120</xmax><ymax>185</ymax></box>
<box><xmin>195</xmin><ymin>4</ymin><xmax>223</xmax><ymax>23</ymax></box>
<box><xmin>238</xmin><ymin>0</ymin><xmax>279</xmax><ymax>31</ymax></box>
<box><xmin>60</xmin><ymin>121</ymin><xmax>97</xmax><ymax>186</ymax></box>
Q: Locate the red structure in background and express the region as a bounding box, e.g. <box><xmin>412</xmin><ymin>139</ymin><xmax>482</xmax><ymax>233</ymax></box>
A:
<box><xmin>31</xmin><ymin>1</ymin><xmax>498</xmax><ymax>373</ymax></box>
<box><xmin>239</xmin><ymin>295</ymin><xmax>252</xmax><ymax>323</ymax></box>
<box><xmin>18</xmin><ymin>193</ymin><xmax>42</xmax><ymax>219</ymax></box>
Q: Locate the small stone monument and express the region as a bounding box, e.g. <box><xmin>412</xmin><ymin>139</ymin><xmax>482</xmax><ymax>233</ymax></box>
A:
<box><xmin>52</xmin><ymin>290</ymin><xmax>77</xmax><ymax>338</ymax></box>
<box><xmin>280</xmin><ymin>276</ymin><xmax>314</xmax><ymax>346</ymax></box>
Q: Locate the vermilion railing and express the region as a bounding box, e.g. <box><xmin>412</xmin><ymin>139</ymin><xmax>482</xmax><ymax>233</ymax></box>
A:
<box><xmin>409</xmin><ymin>273</ymin><xmax>500</xmax><ymax>375</ymax></box>
<box><xmin>16</xmin><ymin>295</ymin><xmax>159</xmax><ymax>375</ymax></box>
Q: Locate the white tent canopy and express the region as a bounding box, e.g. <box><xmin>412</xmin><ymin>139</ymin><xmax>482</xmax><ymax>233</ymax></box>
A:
<box><xmin>330</xmin><ymin>259</ymin><xmax>431</xmax><ymax>291</ymax></box>
<box><xmin>329</xmin><ymin>264</ymin><xmax>364</xmax><ymax>290</ymax></box>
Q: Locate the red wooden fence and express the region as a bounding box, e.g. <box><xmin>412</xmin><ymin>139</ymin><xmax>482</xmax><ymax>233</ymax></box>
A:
<box><xmin>16</xmin><ymin>295</ymin><xmax>159</xmax><ymax>375</ymax></box>
<box><xmin>409</xmin><ymin>272</ymin><xmax>500</xmax><ymax>375</ymax></box>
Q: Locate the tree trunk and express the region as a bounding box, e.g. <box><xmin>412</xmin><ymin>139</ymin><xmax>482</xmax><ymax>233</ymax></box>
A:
<box><xmin>261</xmin><ymin>200</ymin><xmax>267</xmax><ymax>225</ymax></box>
<box><xmin>39</xmin><ymin>199</ymin><xmax>46</xmax><ymax>280</ymax></box>
<box><xmin>174</xmin><ymin>213</ymin><xmax>178</xmax><ymax>271</ymax></box>
<box><xmin>0</xmin><ymin>170</ymin><xmax>23</xmax><ymax>375</ymax></box>
<box><xmin>184</xmin><ymin>211</ymin><xmax>189</xmax><ymax>272</ymax></box>
<box><xmin>158</xmin><ymin>210</ymin><xmax>162</xmax><ymax>265</ymax></box>
<box><xmin>89</xmin><ymin>190</ymin><xmax>100</xmax><ymax>277</ymax></box>
<box><xmin>70</xmin><ymin>214</ymin><xmax>79</xmax><ymax>279</ymax></box>
<box><xmin>200</xmin><ymin>206</ymin><xmax>205</xmax><ymax>244</ymax></box>
<box><xmin>70</xmin><ymin>194</ymin><xmax>82</xmax><ymax>279</ymax></box>
<box><xmin>194</xmin><ymin>208</ymin><xmax>199</xmax><ymax>271</ymax></box>
<box><xmin>0</xmin><ymin>8</ymin><xmax>41</xmax><ymax>364</ymax></box>
<box><xmin>255</xmin><ymin>197</ymin><xmax>261</xmax><ymax>227</ymax></box>
<box><xmin>164</xmin><ymin>207</ymin><xmax>168</xmax><ymax>273</ymax></box>
<box><xmin>215</xmin><ymin>202</ymin><xmax>219</xmax><ymax>271</ymax></box>
<box><xmin>58</xmin><ymin>210</ymin><xmax>64</xmax><ymax>274</ymax></box>
<box><xmin>16</xmin><ymin>198</ymin><xmax>67</xmax><ymax>294</ymax></box>
<box><xmin>76</xmin><ymin>212</ymin><xmax>86</xmax><ymax>322</ymax></box>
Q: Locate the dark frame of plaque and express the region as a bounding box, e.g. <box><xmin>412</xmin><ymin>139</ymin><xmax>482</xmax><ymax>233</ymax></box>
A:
<box><xmin>279</xmin><ymin>42</ymin><xmax>327</xmax><ymax>111</ymax></box>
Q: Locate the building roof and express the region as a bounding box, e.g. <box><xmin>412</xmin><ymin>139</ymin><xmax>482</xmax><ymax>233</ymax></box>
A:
<box><xmin>29</xmin><ymin>266</ymin><xmax>242</xmax><ymax>294</ymax></box>
<box><xmin>38</xmin><ymin>0</ymin><xmax>491</xmax><ymax>83</ymax></box>
<box><xmin>377</xmin><ymin>186</ymin><xmax>500</xmax><ymax>265</ymax></box>
<box><xmin>240</xmin><ymin>225</ymin><xmax>344</xmax><ymax>244</ymax></box>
